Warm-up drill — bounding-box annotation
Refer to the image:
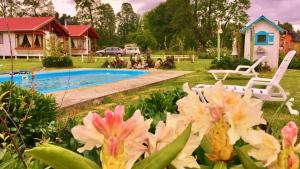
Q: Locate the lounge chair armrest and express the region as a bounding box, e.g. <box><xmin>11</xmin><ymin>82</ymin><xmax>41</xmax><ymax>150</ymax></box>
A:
<box><xmin>246</xmin><ymin>77</ymin><xmax>277</xmax><ymax>88</ymax></box>
<box><xmin>250</xmin><ymin>77</ymin><xmax>272</xmax><ymax>82</ymax></box>
<box><xmin>235</xmin><ymin>65</ymin><xmax>251</xmax><ymax>71</ymax></box>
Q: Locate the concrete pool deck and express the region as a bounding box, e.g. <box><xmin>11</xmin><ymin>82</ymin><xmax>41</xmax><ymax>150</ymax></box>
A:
<box><xmin>49</xmin><ymin>70</ymin><xmax>192</xmax><ymax>108</ymax></box>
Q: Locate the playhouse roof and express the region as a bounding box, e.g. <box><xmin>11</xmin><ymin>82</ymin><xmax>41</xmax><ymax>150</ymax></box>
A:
<box><xmin>240</xmin><ymin>15</ymin><xmax>285</xmax><ymax>34</ymax></box>
<box><xmin>65</xmin><ymin>25</ymin><xmax>99</xmax><ymax>39</ymax></box>
<box><xmin>0</xmin><ymin>17</ymin><xmax>68</xmax><ymax>35</ymax></box>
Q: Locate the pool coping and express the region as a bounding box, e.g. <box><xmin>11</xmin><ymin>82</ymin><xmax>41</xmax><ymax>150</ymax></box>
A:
<box><xmin>48</xmin><ymin>69</ymin><xmax>193</xmax><ymax>109</ymax></box>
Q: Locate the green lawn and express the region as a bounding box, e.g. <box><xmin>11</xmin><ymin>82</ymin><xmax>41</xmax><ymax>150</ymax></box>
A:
<box><xmin>1</xmin><ymin>57</ymin><xmax>300</xmax><ymax>137</ymax></box>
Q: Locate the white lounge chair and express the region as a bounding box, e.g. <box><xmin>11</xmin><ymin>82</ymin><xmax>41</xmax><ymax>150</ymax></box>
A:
<box><xmin>192</xmin><ymin>50</ymin><xmax>298</xmax><ymax>115</ymax></box>
<box><xmin>209</xmin><ymin>55</ymin><xmax>267</xmax><ymax>80</ymax></box>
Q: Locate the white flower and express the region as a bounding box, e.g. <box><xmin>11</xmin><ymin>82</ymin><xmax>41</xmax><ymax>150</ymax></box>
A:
<box><xmin>146</xmin><ymin>113</ymin><xmax>201</xmax><ymax>169</ymax></box>
<box><xmin>225</xmin><ymin>90</ymin><xmax>266</xmax><ymax>144</ymax></box>
<box><xmin>243</xmin><ymin>130</ymin><xmax>281</xmax><ymax>167</ymax></box>
<box><xmin>176</xmin><ymin>83</ymin><xmax>212</xmax><ymax>136</ymax></box>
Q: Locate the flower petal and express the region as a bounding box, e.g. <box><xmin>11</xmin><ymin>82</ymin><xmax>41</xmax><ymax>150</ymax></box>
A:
<box><xmin>243</xmin><ymin>130</ymin><xmax>280</xmax><ymax>167</ymax></box>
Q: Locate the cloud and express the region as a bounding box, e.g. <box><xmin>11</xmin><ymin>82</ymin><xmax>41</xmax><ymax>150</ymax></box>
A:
<box><xmin>128</xmin><ymin>0</ymin><xmax>165</xmax><ymax>13</ymax></box>
<box><xmin>52</xmin><ymin>0</ymin><xmax>76</xmax><ymax>16</ymax></box>
<box><xmin>52</xmin><ymin>0</ymin><xmax>300</xmax><ymax>30</ymax></box>
<box><xmin>248</xmin><ymin>0</ymin><xmax>300</xmax><ymax>27</ymax></box>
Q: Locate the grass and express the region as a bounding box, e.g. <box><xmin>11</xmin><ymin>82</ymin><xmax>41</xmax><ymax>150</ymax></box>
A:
<box><xmin>1</xmin><ymin>57</ymin><xmax>300</xmax><ymax>137</ymax></box>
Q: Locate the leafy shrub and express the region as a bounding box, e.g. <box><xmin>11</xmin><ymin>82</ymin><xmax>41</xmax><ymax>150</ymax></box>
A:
<box><xmin>0</xmin><ymin>81</ymin><xmax>58</xmax><ymax>147</ymax></box>
<box><xmin>125</xmin><ymin>88</ymin><xmax>186</xmax><ymax>132</ymax></box>
<box><xmin>101</xmin><ymin>60</ymin><xmax>110</xmax><ymax>68</ymax></box>
<box><xmin>199</xmin><ymin>48</ymin><xmax>231</xmax><ymax>59</ymax></box>
<box><xmin>42</xmin><ymin>56</ymin><xmax>73</xmax><ymax>68</ymax></box>
<box><xmin>210</xmin><ymin>57</ymin><xmax>268</xmax><ymax>72</ymax></box>
<box><xmin>42</xmin><ymin>118</ymin><xmax>79</xmax><ymax>151</ymax></box>
<box><xmin>210</xmin><ymin>56</ymin><xmax>234</xmax><ymax>70</ymax></box>
<box><xmin>279</xmin><ymin>54</ymin><xmax>300</xmax><ymax>69</ymax></box>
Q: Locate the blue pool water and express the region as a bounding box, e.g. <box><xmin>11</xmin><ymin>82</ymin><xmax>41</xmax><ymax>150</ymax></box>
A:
<box><xmin>0</xmin><ymin>69</ymin><xmax>149</xmax><ymax>93</ymax></box>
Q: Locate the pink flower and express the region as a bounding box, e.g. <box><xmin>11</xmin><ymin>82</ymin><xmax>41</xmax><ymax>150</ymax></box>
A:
<box><xmin>71</xmin><ymin>105</ymin><xmax>152</xmax><ymax>169</ymax></box>
<box><xmin>92</xmin><ymin>105</ymin><xmax>142</xmax><ymax>157</ymax></box>
<box><xmin>288</xmin><ymin>152</ymin><xmax>299</xmax><ymax>169</ymax></box>
<box><xmin>281</xmin><ymin>121</ymin><xmax>298</xmax><ymax>148</ymax></box>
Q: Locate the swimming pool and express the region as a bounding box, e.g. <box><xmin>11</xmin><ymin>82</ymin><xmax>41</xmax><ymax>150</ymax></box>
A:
<box><xmin>0</xmin><ymin>69</ymin><xmax>149</xmax><ymax>93</ymax></box>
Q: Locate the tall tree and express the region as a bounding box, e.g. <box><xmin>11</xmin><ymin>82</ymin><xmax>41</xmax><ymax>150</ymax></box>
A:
<box><xmin>97</xmin><ymin>3</ymin><xmax>116</xmax><ymax>47</ymax></box>
<box><xmin>192</xmin><ymin>0</ymin><xmax>250</xmax><ymax>49</ymax></box>
<box><xmin>75</xmin><ymin>0</ymin><xmax>101</xmax><ymax>27</ymax></box>
<box><xmin>116</xmin><ymin>2</ymin><xmax>139</xmax><ymax>45</ymax></box>
<box><xmin>279</xmin><ymin>22</ymin><xmax>294</xmax><ymax>31</ymax></box>
<box><xmin>22</xmin><ymin>0</ymin><xmax>56</xmax><ymax>16</ymax></box>
<box><xmin>58</xmin><ymin>14</ymin><xmax>80</xmax><ymax>25</ymax></box>
<box><xmin>145</xmin><ymin>0</ymin><xmax>197</xmax><ymax>50</ymax></box>
<box><xmin>0</xmin><ymin>0</ymin><xmax>23</xmax><ymax>17</ymax></box>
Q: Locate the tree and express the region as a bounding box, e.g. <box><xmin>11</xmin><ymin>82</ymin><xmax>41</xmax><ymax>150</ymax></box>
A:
<box><xmin>144</xmin><ymin>0</ymin><xmax>197</xmax><ymax>50</ymax></box>
<box><xmin>58</xmin><ymin>14</ymin><xmax>80</xmax><ymax>25</ymax></box>
<box><xmin>192</xmin><ymin>0</ymin><xmax>250</xmax><ymax>49</ymax></box>
<box><xmin>279</xmin><ymin>22</ymin><xmax>294</xmax><ymax>31</ymax></box>
<box><xmin>75</xmin><ymin>0</ymin><xmax>101</xmax><ymax>27</ymax></box>
<box><xmin>116</xmin><ymin>3</ymin><xmax>139</xmax><ymax>45</ymax></box>
<box><xmin>0</xmin><ymin>0</ymin><xmax>23</xmax><ymax>17</ymax></box>
<box><xmin>46</xmin><ymin>34</ymin><xmax>64</xmax><ymax>57</ymax></box>
<box><xmin>129</xmin><ymin>30</ymin><xmax>158</xmax><ymax>52</ymax></box>
<box><xmin>97</xmin><ymin>3</ymin><xmax>116</xmax><ymax>47</ymax></box>
<box><xmin>22</xmin><ymin>0</ymin><xmax>56</xmax><ymax>16</ymax></box>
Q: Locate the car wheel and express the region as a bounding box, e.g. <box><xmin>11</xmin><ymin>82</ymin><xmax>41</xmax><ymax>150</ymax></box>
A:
<box><xmin>98</xmin><ymin>53</ymin><xmax>103</xmax><ymax>57</ymax></box>
<box><xmin>117</xmin><ymin>53</ymin><xmax>121</xmax><ymax>57</ymax></box>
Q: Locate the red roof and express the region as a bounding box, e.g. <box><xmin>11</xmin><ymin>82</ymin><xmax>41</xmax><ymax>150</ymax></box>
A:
<box><xmin>0</xmin><ymin>17</ymin><xmax>54</xmax><ymax>31</ymax></box>
<box><xmin>66</xmin><ymin>25</ymin><xmax>99</xmax><ymax>39</ymax></box>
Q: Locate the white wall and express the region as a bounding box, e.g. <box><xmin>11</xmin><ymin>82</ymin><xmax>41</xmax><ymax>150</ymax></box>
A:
<box><xmin>244</xmin><ymin>20</ymin><xmax>280</xmax><ymax>68</ymax></box>
<box><xmin>0</xmin><ymin>32</ymin><xmax>16</xmax><ymax>56</ymax></box>
<box><xmin>0</xmin><ymin>32</ymin><xmax>44</xmax><ymax>57</ymax></box>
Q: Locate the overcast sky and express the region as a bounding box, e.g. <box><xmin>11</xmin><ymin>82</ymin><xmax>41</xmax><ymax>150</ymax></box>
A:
<box><xmin>52</xmin><ymin>0</ymin><xmax>300</xmax><ymax>30</ymax></box>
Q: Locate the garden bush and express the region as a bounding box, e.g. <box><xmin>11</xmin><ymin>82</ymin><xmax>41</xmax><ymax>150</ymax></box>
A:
<box><xmin>42</xmin><ymin>56</ymin><xmax>73</xmax><ymax>68</ymax></box>
<box><xmin>279</xmin><ymin>54</ymin><xmax>300</xmax><ymax>69</ymax></box>
<box><xmin>210</xmin><ymin>56</ymin><xmax>234</xmax><ymax>70</ymax></box>
<box><xmin>125</xmin><ymin>88</ymin><xmax>186</xmax><ymax>131</ymax></box>
<box><xmin>198</xmin><ymin>48</ymin><xmax>231</xmax><ymax>59</ymax></box>
<box><xmin>0</xmin><ymin>81</ymin><xmax>58</xmax><ymax>147</ymax></box>
<box><xmin>210</xmin><ymin>56</ymin><xmax>269</xmax><ymax>72</ymax></box>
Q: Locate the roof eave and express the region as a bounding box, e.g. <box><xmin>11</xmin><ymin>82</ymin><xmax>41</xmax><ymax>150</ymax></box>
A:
<box><xmin>240</xmin><ymin>15</ymin><xmax>285</xmax><ymax>34</ymax></box>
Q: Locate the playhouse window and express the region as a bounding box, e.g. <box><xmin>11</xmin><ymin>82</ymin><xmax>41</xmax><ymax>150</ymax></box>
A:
<box><xmin>255</xmin><ymin>31</ymin><xmax>272</xmax><ymax>45</ymax></box>
<box><xmin>257</xmin><ymin>35</ymin><xmax>267</xmax><ymax>43</ymax></box>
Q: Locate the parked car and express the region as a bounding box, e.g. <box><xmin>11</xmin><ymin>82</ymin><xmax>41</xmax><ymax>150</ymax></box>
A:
<box><xmin>125</xmin><ymin>47</ymin><xmax>141</xmax><ymax>55</ymax></box>
<box><xmin>96</xmin><ymin>47</ymin><xmax>125</xmax><ymax>56</ymax></box>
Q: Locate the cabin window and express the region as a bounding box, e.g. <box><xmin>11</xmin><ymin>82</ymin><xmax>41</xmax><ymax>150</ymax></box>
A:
<box><xmin>34</xmin><ymin>35</ymin><xmax>42</xmax><ymax>48</ymax></box>
<box><xmin>77</xmin><ymin>39</ymin><xmax>85</xmax><ymax>49</ymax></box>
<box><xmin>255</xmin><ymin>31</ymin><xmax>274</xmax><ymax>45</ymax></box>
<box><xmin>21</xmin><ymin>34</ymin><xmax>32</xmax><ymax>47</ymax></box>
<box><xmin>16</xmin><ymin>34</ymin><xmax>43</xmax><ymax>48</ymax></box>
<box><xmin>71</xmin><ymin>38</ymin><xmax>86</xmax><ymax>49</ymax></box>
<box><xmin>0</xmin><ymin>33</ymin><xmax>3</xmax><ymax>44</ymax></box>
<box><xmin>71</xmin><ymin>39</ymin><xmax>76</xmax><ymax>48</ymax></box>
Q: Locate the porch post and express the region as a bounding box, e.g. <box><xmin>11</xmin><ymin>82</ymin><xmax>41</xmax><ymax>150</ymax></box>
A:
<box><xmin>68</xmin><ymin>37</ymin><xmax>72</xmax><ymax>57</ymax></box>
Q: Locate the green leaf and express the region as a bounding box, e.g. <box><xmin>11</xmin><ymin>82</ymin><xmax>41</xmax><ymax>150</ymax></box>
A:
<box><xmin>132</xmin><ymin>123</ymin><xmax>192</xmax><ymax>169</ymax></box>
<box><xmin>213</xmin><ymin>162</ymin><xmax>227</xmax><ymax>169</ymax></box>
<box><xmin>200</xmin><ymin>165</ymin><xmax>213</xmax><ymax>169</ymax></box>
<box><xmin>25</xmin><ymin>144</ymin><xmax>100</xmax><ymax>169</ymax></box>
<box><xmin>235</xmin><ymin>147</ymin><xmax>264</xmax><ymax>169</ymax></box>
<box><xmin>200</xmin><ymin>135</ymin><xmax>213</xmax><ymax>154</ymax></box>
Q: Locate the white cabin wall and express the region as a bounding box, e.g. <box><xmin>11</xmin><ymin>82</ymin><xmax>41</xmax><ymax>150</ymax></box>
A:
<box><xmin>243</xmin><ymin>20</ymin><xmax>280</xmax><ymax>68</ymax></box>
